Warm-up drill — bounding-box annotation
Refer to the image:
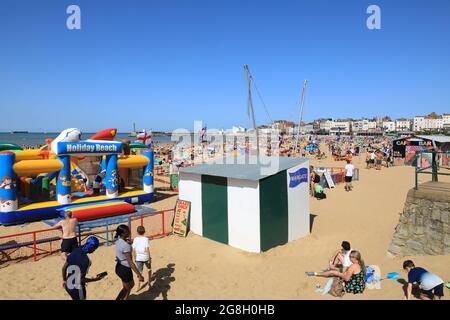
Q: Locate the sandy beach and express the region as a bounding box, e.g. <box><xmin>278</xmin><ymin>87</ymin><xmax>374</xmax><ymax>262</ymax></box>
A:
<box><xmin>1</xmin><ymin>151</ymin><xmax>449</xmax><ymax>300</ymax></box>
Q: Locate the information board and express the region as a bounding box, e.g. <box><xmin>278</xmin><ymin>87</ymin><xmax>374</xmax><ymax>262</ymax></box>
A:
<box><xmin>172</xmin><ymin>199</ymin><xmax>191</xmax><ymax>237</ymax></box>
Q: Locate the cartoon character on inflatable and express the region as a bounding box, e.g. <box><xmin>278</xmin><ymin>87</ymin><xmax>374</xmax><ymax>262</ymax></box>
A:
<box><xmin>50</xmin><ymin>128</ymin><xmax>82</xmax><ymax>153</ymax></box>
<box><xmin>0</xmin><ymin>176</ymin><xmax>18</xmax><ymax>212</ymax></box>
<box><xmin>106</xmin><ymin>169</ymin><xmax>119</xmax><ymax>197</ymax></box>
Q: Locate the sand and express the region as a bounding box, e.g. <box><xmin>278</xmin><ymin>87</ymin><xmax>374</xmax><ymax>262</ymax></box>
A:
<box><xmin>0</xmin><ymin>152</ymin><xmax>449</xmax><ymax>300</ymax></box>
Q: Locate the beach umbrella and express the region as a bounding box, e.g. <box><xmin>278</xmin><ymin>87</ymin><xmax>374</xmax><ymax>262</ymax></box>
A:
<box><xmin>129</xmin><ymin>142</ymin><xmax>149</xmax><ymax>149</ymax></box>
<box><xmin>0</xmin><ymin>142</ymin><xmax>23</xmax><ymax>152</ymax></box>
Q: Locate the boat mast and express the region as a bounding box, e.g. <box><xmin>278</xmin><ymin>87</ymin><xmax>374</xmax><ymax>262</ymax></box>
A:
<box><xmin>244</xmin><ymin>64</ymin><xmax>259</xmax><ymax>156</ymax></box>
<box><xmin>296</xmin><ymin>80</ymin><xmax>308</xmax><ymax>153</ymax></box>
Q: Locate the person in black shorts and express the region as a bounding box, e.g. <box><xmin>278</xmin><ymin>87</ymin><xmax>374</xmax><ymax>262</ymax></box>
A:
<box><xmin>54</xmin><ymin>210</ymin><xmax>79</xmax><ymax>259</ymax></box>
<box><xmin>62</xmin><ymin>236</ymin><xmax>106</xmax><ymax>300</ymax></box>
<box><xmin>61</xmin><ymin>237</ymin><xmax>79</xmax><ymax>254</ymax></box>
<box><xmin>114</xmin><ymin>225</ymin><xmax>144</xmax><ymax>300</ymax></box>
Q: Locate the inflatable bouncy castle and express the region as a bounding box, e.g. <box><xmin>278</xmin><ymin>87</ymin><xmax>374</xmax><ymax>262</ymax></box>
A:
<box><xmin>0</xmin><ymin>128</ymin><xmax>154</xmax><ymax>225</ymax></box>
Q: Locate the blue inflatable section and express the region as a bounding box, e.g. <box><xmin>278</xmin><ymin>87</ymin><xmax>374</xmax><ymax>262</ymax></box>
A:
<box><xmin>0</xmin><ymin>192</ymin><xmax>153</xmax><ymax>225</ymax></box>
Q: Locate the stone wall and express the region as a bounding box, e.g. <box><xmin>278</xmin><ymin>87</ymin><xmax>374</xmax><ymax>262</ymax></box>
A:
<box><xmin>388</xmin><ymin>184</ymin><xmax>450</xmax><ymax>256</ymax></box>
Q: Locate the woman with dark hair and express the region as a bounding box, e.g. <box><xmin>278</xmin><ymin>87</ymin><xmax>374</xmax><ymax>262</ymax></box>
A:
<box><xmin>114</xmin><ymin>224</ymin><xmax>144</xmax><ymax>300</ymax></box>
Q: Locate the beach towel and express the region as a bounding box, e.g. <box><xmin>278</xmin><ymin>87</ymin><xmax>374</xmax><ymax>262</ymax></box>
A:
<box><xmin>322</xmin><ymin>278</ymin><xmax>333</xmax><ymax>295</ymax></box>
<box><xmin>366</xmin><ymin>266</ymin><xmax>375</xmax><ymax>283</ymax></box>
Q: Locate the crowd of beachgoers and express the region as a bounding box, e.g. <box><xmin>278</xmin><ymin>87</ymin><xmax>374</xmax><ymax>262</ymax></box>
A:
<box><xmin>3</xmin><ymin>133</ymin><xmax>447</xmax><ymax>300</ymax></box>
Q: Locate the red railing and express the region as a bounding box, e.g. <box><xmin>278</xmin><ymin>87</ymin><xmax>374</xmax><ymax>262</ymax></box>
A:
<box><xmin>128</xmin><ymin>209</ymin><xmax>173</xmax><ymax>239</ymax></box>
<box><xmin>0</xmin><ymin>226</ymin><xmax>60</xmax><ymax>263</ymax></box>
<box><xmin>0</xmin><ymin>209</ymin><xmax>174</xmax><ymax>266</ymax></box>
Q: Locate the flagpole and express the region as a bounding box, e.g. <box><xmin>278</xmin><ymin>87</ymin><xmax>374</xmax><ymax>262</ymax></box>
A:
<box><xmin>296</xmin><ymin>80</ymin><xmax>308</xmax><ymax>154</ymax></box>
<box><xmin>244</xmin><ymin>64</ymin><xmax>259</xmax><ymax>156</ymax></box>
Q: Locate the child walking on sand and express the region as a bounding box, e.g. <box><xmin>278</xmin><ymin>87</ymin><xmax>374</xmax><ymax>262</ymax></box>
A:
<box><xmin>132</xmin><ymin>226</ymin><xmax>152</xmax><ymax>291</ymax></box>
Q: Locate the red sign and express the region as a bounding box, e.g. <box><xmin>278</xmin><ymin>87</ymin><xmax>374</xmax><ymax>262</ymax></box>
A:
<box><xmin>172</xmin><ymin>200</ymin><xmax>191</xmax><ymax>237</ymax></box>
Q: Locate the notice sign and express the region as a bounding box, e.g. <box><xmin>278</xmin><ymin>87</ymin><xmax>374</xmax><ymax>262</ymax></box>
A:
<box><xmin>172</xmin><ymin>199</ymin><xmax>191</xmax><ymax>237</ymax></box>
<box><xmin>324</xmin><ymin>171</ymin><xmax>335</xmax><ymax>188</ymax></box>
<box><xmin>56</xmin><ymin>141</ymin><xmax>122</xmax><ymax>155</ymax></box>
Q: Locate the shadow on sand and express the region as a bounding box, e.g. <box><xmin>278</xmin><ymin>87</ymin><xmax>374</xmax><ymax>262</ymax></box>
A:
<box><xmin>310</xmin><ymin>214</ymin><xmax>318</xmax><ymax>233</ymax></box>
<box><xmin>397</xmin><ymin>278</ymin><xmax>422</xmax><ymax>299</ymax></box>
<box><xmin>129</xmin><ymin>263</ymin><xmax>176</xmax><ymax>300</ymax></box>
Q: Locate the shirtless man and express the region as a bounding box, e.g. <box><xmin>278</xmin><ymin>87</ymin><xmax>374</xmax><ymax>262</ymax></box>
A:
<box><xmin>375</xmin><ymin>150</ymin><xmax>383</xmax><ymax>170</ymax></box>
<box><xmin>55</xmin><ymin>210</ymin><xmax>79</xmax><ymax>260</ymax></box>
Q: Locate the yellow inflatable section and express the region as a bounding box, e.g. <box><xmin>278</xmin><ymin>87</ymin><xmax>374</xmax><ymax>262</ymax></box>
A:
<box><xmin>13</xmin><ymin>159</ymin><xmax>64</xmax><ymax>175</ymax></box>
<box><xmin>117</xmin><ymin>155</ymin><xmax>150</xmax><ymax>168</ymax></box>
<box><xmin>13</xmin><ymin>150</ymin><xmax>43</xmax><ymax>161</ymax></box>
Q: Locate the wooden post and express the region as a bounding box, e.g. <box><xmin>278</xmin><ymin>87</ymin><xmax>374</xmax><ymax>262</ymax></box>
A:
<box><xmin>33</xmin><ymin>232</ymin><xmax>37</xmax><ymax>262</ymax></box>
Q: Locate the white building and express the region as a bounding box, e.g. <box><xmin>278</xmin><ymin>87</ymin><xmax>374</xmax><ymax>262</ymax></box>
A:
<box><xmin>414</xmin><ymin>115</ymin><xmax>444</xmax><ymax>131</ymax></box>
<box><xmin>443</xmin><ymin>114</ymin><xmax>450</xmax><ymax>129</ymax></box>
<box><xmin>352</xmin><ymin>119</ymin><xmax>377</xmax><ymax>132</ymax></box>
<box><xmin>395</xmin><ymin>119</ymin><xmax>411</xmax><ymax>131</ymax></box>
<box><xmin>231</xmin><ymin>126</ymin><xmax>246</xmax><ymax>134</ymax></box>
<box><xmin>329</xmin><ymin>121</ymin><xmax>351</xmax><ymax>134</ymax></box>
<box><xmin>319</xmin><ymin>120</ymin><xmax>333</xmax><ymax>132</ymax></box>
<box><xmin>382</xmin><ymin>121</ymin><xmax>396</xmax><ymax>132</ymax></box>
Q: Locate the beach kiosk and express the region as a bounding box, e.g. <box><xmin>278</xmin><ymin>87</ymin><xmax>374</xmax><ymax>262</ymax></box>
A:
<box><xmin>179</xmin><ymin>156</ymin><xmax>310</xmax><ymax>253</ymax></box>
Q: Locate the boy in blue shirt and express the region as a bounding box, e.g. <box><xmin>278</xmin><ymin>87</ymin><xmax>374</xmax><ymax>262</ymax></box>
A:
<box><xmin>403</xmin><ymin>260</ymin><xmax>444</xmax><ymax>300</ymax></box>
<box><xmin>62</xmin><ymin>236</ymin><xmax>106</xmax><ymax>300</ymax></box>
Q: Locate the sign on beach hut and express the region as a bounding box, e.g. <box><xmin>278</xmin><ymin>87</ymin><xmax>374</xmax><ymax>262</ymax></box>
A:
<box><xmin>179</xmin><ymin>156</ymin><xmax>310</xmax><ymax>253</ymax></box>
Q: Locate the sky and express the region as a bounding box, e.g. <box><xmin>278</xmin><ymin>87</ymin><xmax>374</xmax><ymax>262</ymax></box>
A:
<box><xmin>0</xmin><ymin>0</ymin><xmax>449</xmax><ymax>132</ymax></box>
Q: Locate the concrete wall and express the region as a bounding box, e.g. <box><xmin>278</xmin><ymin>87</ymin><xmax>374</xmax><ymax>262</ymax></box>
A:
<box><xmin>388</xmin><ymin>184</ymin><xmax>450</xmax><ymax>256</ymax></box>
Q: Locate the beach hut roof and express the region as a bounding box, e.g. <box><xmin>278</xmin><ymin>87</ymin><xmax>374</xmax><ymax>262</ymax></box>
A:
<box><xmin>415</xmin><ymin>135</ymin><xmax>450</xmax><ymax>144</ymax></box>
<box><xmin>180</xmin><ymin>156</ymin><xmax>308</xmax><ymax>181</ymax></box>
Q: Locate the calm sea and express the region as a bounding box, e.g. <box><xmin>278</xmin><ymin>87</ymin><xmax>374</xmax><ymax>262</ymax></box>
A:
<box><xmin>0</xmin><ymin>132</ymin><xmax>176</xmax><ymax>147</ymax></box>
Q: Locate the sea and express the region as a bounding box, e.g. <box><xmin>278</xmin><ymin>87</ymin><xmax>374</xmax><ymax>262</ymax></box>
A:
<box><xmin>0</xmin><ymin>132</ymin><xmax>177</xmax><ymax>148</ymax></box>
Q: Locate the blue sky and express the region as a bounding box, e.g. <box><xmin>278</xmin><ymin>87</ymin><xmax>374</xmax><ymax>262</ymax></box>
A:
<box><xmin>0</xmin><ymin>0</ymin><xmax>449</xmax><ymax>132</ymax></box>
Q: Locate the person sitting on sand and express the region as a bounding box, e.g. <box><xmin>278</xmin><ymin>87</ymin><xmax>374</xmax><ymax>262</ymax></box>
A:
<box><xmin>328</xmin><ymin>241</ymin><xmax>353</xmax><ymax>272</ymax></box>
<box><xmin>54</xmin><ymin>210</ymin><xmax>78</xmax><ymax>260</ymax></box>
<box><xmin>306</xmin><ymin>250</ymin><xmax>366</xmax><ymax>294</ymax></box>
<box><xmin>62</xmin><ymin>236</ymin><xmax>106</xmax><ymax>300</ymax></box>
<box><xmin>403</xmin><ymin>260</ymin><xmax>444</xmax><ymax>300</ymax></box>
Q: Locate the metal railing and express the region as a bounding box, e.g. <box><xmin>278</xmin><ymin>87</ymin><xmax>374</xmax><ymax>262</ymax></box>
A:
<box><xmin>414</xmin><ymin>150</ymin><xmax>450</xmax><ymax>190</ymax></box>
<box><xmin>0</xmin><ymin>208</ymin><xmax>174</xmax><ymax>265</ymax></box>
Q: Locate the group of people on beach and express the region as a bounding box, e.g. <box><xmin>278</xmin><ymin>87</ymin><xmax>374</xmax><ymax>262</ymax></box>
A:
<box><xmin>55</xmin><ymin>210</ymin><xmax>152</xmax><ymax>300</ymax></box>
<box><xmin>305</xmin><ymin>241</ymin><xmax>445</xmax><ymax>299</ymax></box>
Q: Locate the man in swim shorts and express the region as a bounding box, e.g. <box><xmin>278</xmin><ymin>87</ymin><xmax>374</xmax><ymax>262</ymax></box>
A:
<box><xmin>55</xmin><ymin>210</ymin><xmax>79</xmax><ymax>260</ymax></box>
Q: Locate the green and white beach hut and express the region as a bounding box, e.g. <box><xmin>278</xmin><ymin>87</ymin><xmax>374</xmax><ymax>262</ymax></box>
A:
<box><xmin>179</xmin><ymin>156</ymin><xmax>310</xmax><ymax>253</ymax></box>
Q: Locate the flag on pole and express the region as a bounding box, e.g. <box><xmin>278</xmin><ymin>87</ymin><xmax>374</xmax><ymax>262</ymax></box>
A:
<box><xmin>200</xmin><ymin>126</ymin><xmax>207</xmax><ymax>142</ymax></box>
<box><xmin>136</xmin><ymin>129</ymin><xmax>152</xmax><ymax>148</ymax></box>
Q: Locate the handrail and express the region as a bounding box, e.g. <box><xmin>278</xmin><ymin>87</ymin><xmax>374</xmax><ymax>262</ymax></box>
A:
<box><xmin>414</xmin><ymin>150</ymin><xmax>450</xmax><ymax>190</ymax></box>
<box><xmin>0</xmin><ymin>208</ymin><xmax>175</xmax><ymax>264</ymax></box>
<box><xmin>0</xmin><ymin>227</ymin><xmax>59</xmax><ymax>240</ymax></box>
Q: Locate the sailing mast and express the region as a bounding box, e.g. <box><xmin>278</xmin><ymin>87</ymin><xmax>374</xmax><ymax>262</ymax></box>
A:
<box><xmin>244</xmin><ymin>64</ymin><xmax>260</xmax><ymax>156</ymax></box>
<box><xmin>296</xmin><ymin>80</ymin><xmax>308</xmax><ymax>153</ymax></box>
